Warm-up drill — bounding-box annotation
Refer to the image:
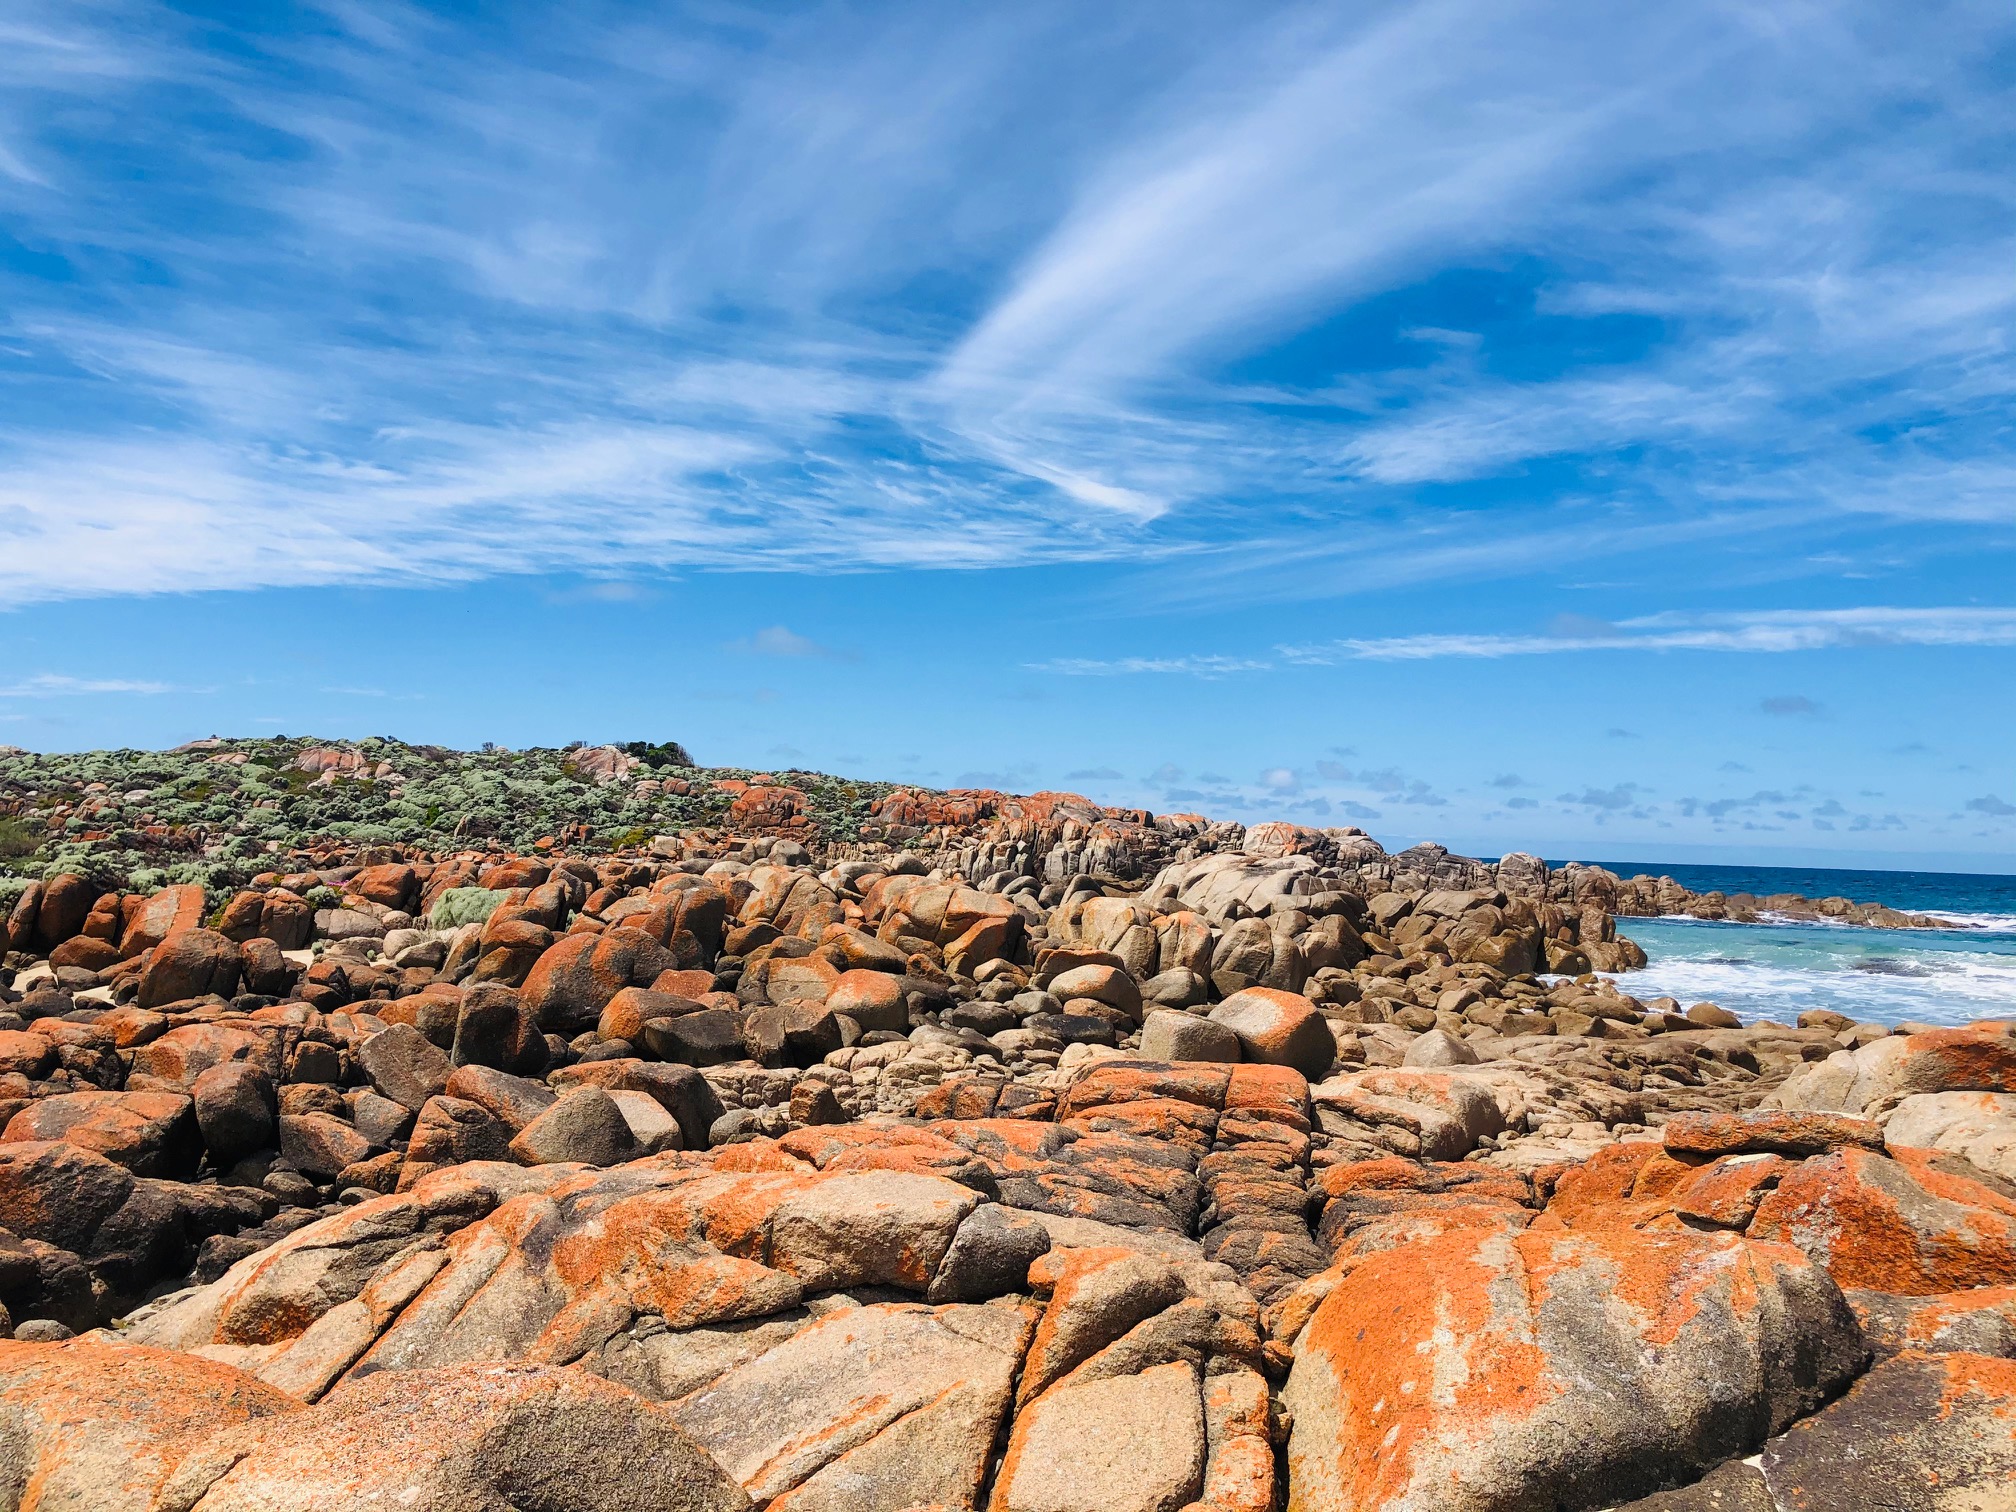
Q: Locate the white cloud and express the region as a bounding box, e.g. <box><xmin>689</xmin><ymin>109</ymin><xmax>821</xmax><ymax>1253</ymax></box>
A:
<box><xmin>0</xmin><ymin>0</ymin><xmax>2010</xmax><ymax>608</ymax></box>
<box><xmin>1281</xmin><ymin>607</ymin><xmax>2016</xmax><ymax>663</ymax></box>
<box><xmin>725</xmin><ymin>626</ymin><xmax>852</xmax><ymax>660</ymax></box>
<box><xmin>1025</xmin><ymin>654</ymin><xmax>1273</xmax><ymax>677</ymax></box>
<box><xmin>0</xmin><ymin>674</ymin><xmax>175</xmax><ymax>697</ymax></box>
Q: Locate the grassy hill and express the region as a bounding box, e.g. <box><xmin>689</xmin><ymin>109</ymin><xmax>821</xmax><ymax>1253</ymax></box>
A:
<box><xmin>0</xmin><ymin>737</ymin><xmax>902</xmax><ymax>902</ymax></box>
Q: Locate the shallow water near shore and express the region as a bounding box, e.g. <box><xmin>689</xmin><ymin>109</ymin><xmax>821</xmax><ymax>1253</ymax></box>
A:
<box><xmin>1556</xmin><ymin>858</ymin><xmax>2016</xmax><ymax>1026</ymax></box>
<box><xmin>1607</xmin><ymin>915</ymin><xmax>2016</xmax><ymax>1026</ymax></box>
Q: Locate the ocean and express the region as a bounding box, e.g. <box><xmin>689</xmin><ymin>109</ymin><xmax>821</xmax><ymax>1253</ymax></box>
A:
<box><xmin>1556</xmin><ymin>861</ymin><xmax>2016</xmax><ymax>1029</ymax></box>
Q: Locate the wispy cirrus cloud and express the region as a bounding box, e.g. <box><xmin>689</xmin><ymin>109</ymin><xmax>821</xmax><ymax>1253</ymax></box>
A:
<box><xmin>1282</xmin><ymin>607</ymin><xmax>2016</xmax><ymax>663</ymax></box>
<box><xmin>1026</xmin><ymin>654</ymin><xmax>1273</xmax><ymax>678</ymax></box>
<box><xmin>0</xmin><ymin>674</ymin><xmax>175</xmax><ymax>697</ymax></box>
<box><xmin>1026</xmin><ymin>607</ymin><xmax>2016</xmax><ymax>674</ymax></box>
<box><xmin>0</xmin><ymin>0</ymin><xmax>2008</xmax><ymax>612</ymax></box>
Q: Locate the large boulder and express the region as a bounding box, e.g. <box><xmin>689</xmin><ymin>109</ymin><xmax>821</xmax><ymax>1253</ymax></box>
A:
<box><xmin>1140</xmin><ymin>1009</ymin><xmax>1242</xmax><ymax>1065</ymax></box>
<box><xmin>444</xmin><ymin>1063</ymin><xmax>558</xmax><ymax>1133</ymax></box>
<box><xmin>508</xmin><ymin>1088</ymin><xmax>638</xmax><ymax>1167</ymax></box>
<box><xmin>402</xmin><ymin>1095</ymin><xmax>513</xmax><ymax>1185</ymax></box>
<box><xmin>1774</xmin><ymin>1025</ymin><xmax>2016</xmax><ymax>1118</ymax></box>
<box><xmin>467</xmin><ymin>918</ymin><xmax>553</xmax><ymax>987</ymax></box>
<box><xmin>741</xmin><ymin>999</ymin><xmax>843</xmax><ymax>1067</ymax></box>
<box><xmin>357</xmin><ymin>1022</ymin><xmax>454</xmax><ymax>1112</ymax></box>
<box><xmin>25</xmin><ymin>874</ymin><xmax>101</xmax><ymax>953</ymax></box>
<box><xmin>596</xmin><ymin>986</ymin><xmax>700</xmax><ymax>1045</ymax></box>
<box><xmin>1749</xmin><ymin>1144</ymin><xmax>2016</xmax><ymax>1294</ymax></box>
<box><xmin>1208</xmin><ymin>988</ymin><xmax>1336</xmax><ymax>1080</ymax></box>
<box><xmin>119</xmin><ymin>883</ymin><xmax>207</xmax><ymax>957</ymax></box>
<box><xmin>1881</xmin><ymin>1090</ymin><xmax>2016</xmax><ymax>1184</ymax></box>
<box><xmin>128</xmin><ymin>1022</ymin><xmax>284</xmax><ymax>1091</ymax></box>
<box><xmin>642</xmin><ymin>1007</ymin><xmax>747</xmax><ymax>1066</ymax></box>
<box><xmin>1148</xmin><ymin>852</ymin><xmax>1319</xmax><ymax>920</ymax></box>
<box><xmin>1209</xmin><ymin>915</ymin><xmax>1308</xmax><ymax>997</ymax></box>
<box><xmin>0</xmin><ymin>1340</ymin><xmax>298</xmax><ymax>1511</ymax></box>
<box><xmin>1850</xmin><ymin>1284</ymin><xmax>2016</xmax><ymax>1359</ymax></box>
<box><xmin>448</xmin><ymin>983</ymin><xmax>550</xmax><ymax>1075</ymax></box>
<box><xmin>1282</xmin><ymin>1225</ymin><xmax>1867</xmax><ymax>1511</ymax></box>
<box><xmin>519</xmin><ymin>927</ymin><xmax>675</xmax><ymax>1033</ymax></box>
<box><xmin>136</xmin><ymin>927</ymin><xmax>242</xmax><ymax>1008</ymax></box>
<box><xmin>0</xmin><ymin>1138</ymin><xmax>137</xmax><ymax>1256</ymax></box>
<box><xmin>0</xmin><ymin>1028</ymin><xmax>56</xmax><ymax>1081</ymax></box>
<box><xmin>825</xmin><ymin>969</ymin><xmax>910</xmax><ymax>1033</ymax></box>
<box><xmin>1311</xmin><ymin>1068</ymin><xmax>1506</xmax><ymax>1162</ymax></box>
<box><xmin>1615</xmin><ymin>1350</ymin><xmax>2016</xmax><ymax>1512</ymax></box>
<box><xmin>1</xmin><ymin>1090</ymin><xmax>200</xmax><ymax>1178</ymax></box>
<box><xmin>278</xmin><ymin>1112</ymin><xmax>376</xmax><ymax>1180</ymax></box>
<box><xmin>155</xmin><ymin>1361</ymin><xmax>748</xmax><ymax>1511</ymax></box>
<box><xmin>1047</xmin><ymin>963</ymin><xmax>1144</xmax><ymax>1023</ymax></box>
<box><xmin>546</xmin><ymin>1059</ymin><xmax>725</xmax><ymax>1152</ymax></box>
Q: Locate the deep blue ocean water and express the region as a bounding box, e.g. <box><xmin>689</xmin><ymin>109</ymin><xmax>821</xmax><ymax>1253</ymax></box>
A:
<box><xmin>1545</xmin><ymin>860</ymin><xmax>2016</xmax><ymax>1028</ymax></box>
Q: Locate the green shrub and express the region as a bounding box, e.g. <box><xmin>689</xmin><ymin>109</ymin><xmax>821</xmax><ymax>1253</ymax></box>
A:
<box><xmin>430</xmin><ymin>886</ymin><xmax>509</xmax><ymax>930</ymax></box>
<box><xmin>0</xmin><ymin>817</ymin><xmax>40</xmax><ymax>860</ymax></box>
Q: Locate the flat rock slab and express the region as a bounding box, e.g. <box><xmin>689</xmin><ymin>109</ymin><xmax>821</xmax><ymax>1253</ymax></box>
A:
<box><xmin>670</xmin><ymin>1299</ymin><xmax>1034</xmax><ymax>1510</ymax></box>
<box><xmin>992</xmin><ymin>1357</ymin><xmax>1205</xmax><ymax>1512</ymax></box>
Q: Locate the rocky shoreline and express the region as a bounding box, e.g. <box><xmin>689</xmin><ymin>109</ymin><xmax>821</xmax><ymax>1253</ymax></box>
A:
<box><xmin>1560</xmin><ymin>863</ymin><xmax>1966</xmax><ymax>932</ymax></box>
<box><xmin>0</xmin><ymin>743</ymin><xmax>2011</xmax><ymax>1509</ymax></box>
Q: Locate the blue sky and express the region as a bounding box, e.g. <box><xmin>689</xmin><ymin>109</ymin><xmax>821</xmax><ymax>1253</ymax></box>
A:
<box><xmin>2</xmin><ymin>1</ymin><xmax>2015</xmax><ymax>870</ymax></box>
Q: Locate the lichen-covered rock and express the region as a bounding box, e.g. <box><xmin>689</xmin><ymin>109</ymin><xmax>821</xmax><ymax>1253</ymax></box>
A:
<box><xmin>1282</xmin><ymin>1225</ymin><xmax>1866</xmax><ymax>1512</ymax></box>
<box><xmin>669</xmin><ymin>1300</ymin><xmax>1031</xmax><ymax>1510</ymax></box>
<box><xmin>156</xmin><ymin>1361</ymin><xmax>748</xmax><ymax>1512</ymax></box>
<box><xmin>0</xmin><ymin>1339</ymin><xmax>298</xmax><ymax>1511</ymax></box>
<box><xmin>137</xmin><ymin>927</ymin><xmax>243</xmax><ymax>1008</ymax></box>
<box><xmin>1</xmin><ymin>1089</ymin><xmax>200</xmax><ymax>1178</ymax></box>
<box><xmin>1662</xmin><ymin>1109</ymin><xmax>1884</xmax><ymax>1160</ymax></box>
<box><xmin>518</xmin><ymin>927</ymin><xmax>675</xmax><ymax>1033</ymax></box>
<box><xmin>992</xmin><ymin>1358</ymin><xmax>1206</xmax><ymax>1512</ymax></box>
<box><xmin>1208</xmin><ymin>988</ymin><xmax>1336</xmax><ymax>1080</ymax></box>
<box><xmin>1850</xmin><ymin>1283</ymin><xmax>2016</xmax><ymax>1359</ymax></box>
<box><xmin>1615</xmin><ymin>1351</ymin><xmax>2016</xmax><ymax>1511</ymax></box>
<box><xmin>1774</xmin><ymin>1025</ymin><xmax>2016</xmax><ymax>1118</ymax></box>
<box><xmin>119</xmin><ymin>882</ymin><xmax>207</xmax><ymax>957</ymax></box>
<box><xmin>1748</xmin><ymin>1145</ymin><xmax>2016</xmax><ymax>1294</ymax></box>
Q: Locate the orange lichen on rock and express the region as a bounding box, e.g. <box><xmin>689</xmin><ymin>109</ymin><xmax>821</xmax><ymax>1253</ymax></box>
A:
<box><xmin>1282</xmin><ymin>1223</ymin><xmax>1865</xmax><ymax>1511</ymax></box>
<box><xmin>1750</xmin><ymin>1145</ymin><xmax>2016</xmax><ymax>1294</ymax></box>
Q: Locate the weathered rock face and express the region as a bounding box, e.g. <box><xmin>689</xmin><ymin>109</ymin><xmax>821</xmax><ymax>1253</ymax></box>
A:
<box><xmin>158</xmin><ymin>1360</ymin><xmax>749</xmax><ymax>1511</ymax></box>
<box><xmin>0</xmin><ymin>1068</ymin><xmax>2004</xmax><ymax>1510</ymax></box>
<box><xmin>0</xmin><ymin>1339</ymin><xmax>299</xmax><ymax>1511</ymax></box>
<box><xmin>1851</xmin><ymin>1283</ymin><xmax>2016</xmax><ymax>1359</ymax></box>
<box><xmin>1282</xmin><ymin>1226</ymin><xmax>1867</xmax><ymax>1512</ymax></box>
<box><xmin>1748</xmin><ymin>1144</ymin><xmax>2016</xmax><ymax>1294</ymax></box>
<box><xmin>2</xmin><ymin>1089</ymin><xmax>200</xmax><ymax>1177</ymax></box>
<box><xmin>1614</xmin><ymin>1350</ymin><xmax>2016</xmax><ymax>1511</ymax></box>
<box><xmin>670</xmin><ymin>1299</ymin><xmax>1030</xmax><ymax>1510</ymax></box>
<box><xmin>110</xmin><ymin>1122</ymin><xmax>1274</xmax><ymax>1512</ymax></box>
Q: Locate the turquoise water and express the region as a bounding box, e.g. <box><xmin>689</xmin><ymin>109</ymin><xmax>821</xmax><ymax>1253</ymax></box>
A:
<box><xmin>1550</xmin><ymin>861</ymin><xmax>2016</xmax><ymax>1028</ymax></box>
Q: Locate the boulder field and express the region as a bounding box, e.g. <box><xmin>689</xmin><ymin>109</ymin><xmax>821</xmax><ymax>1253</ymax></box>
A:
<box><xmin>0</xmin><ymin>809</ymin><xmax>2012</xmax><ymax>1509</ymax></box>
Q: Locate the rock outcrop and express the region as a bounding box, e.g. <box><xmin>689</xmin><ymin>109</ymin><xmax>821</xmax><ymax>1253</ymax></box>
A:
<box><xmin>0</xmin><ymin>749</ymin><xmax>2009</xmax><ymax>1507</ymax></box>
